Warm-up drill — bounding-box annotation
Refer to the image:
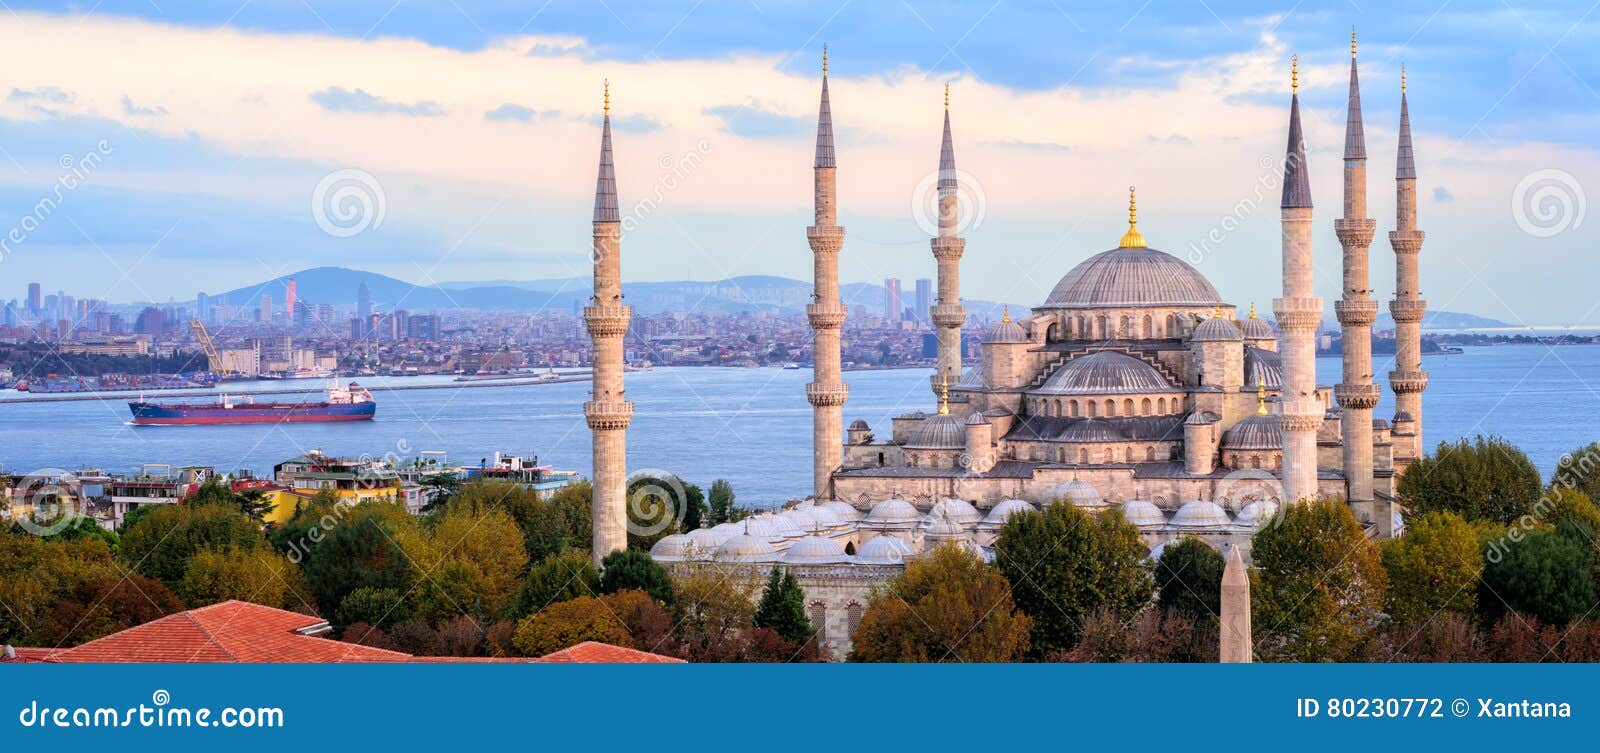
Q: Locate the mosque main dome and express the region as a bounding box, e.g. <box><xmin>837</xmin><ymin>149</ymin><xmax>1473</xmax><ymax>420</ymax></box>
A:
<box><xmin>1040</xmin><ymin>246</ymin><xmax>1222</xmax><ymax>310</ymax></box>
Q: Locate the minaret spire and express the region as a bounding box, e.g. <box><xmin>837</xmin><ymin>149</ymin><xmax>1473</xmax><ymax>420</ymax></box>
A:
<box><xmin>807</xmin><ymin>46</ymin><xmax>848</xmax><ymax>499</ymax></box>
<box><xmin>929</xmin><ymin>82</ymin><xmax>967</xmax><ymax>398</ymax></box>
<box><xmin>1274</xmin><ymin>56</ymin><xmax>1323</xmax><ymax>505</ymax></box>
<box><xmin>1334</xmin><ymin>33</ymin><xmax>1382</xmax><ymax>532</ymax></box>
<box><xmin>1389</xmin><ymin>66</ymin><xmax>1428</xmax><ymax>477</ymax></box>
<box><xmin>584</xmin><ymin>80</ymin><xmax>632</xmax><ymax>567</ymax></box>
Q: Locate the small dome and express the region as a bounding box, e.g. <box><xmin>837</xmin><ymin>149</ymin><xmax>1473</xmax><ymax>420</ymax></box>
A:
<box><xmin>649</xmin><ymin>533</ymin><xmax>693</xmax><ymax>560</ymax></box>
<box><xmin>714</xmin><ymin>533</ymin><xmax>779</xmax><ymax>562</ymax></box>
<box><xmin>1034</xmin><ymin>351</ymin><xmax>1180</xmax><ymax>396</ymax></box>
<box><xmin>1240</xmin><ymin>314</ymin><xmax>1274</xmax><ymax>340</ymax></box>
<box><xmin>855</xmin><ymin>535</ymin><xmax>915</xmax><ymax>564</ymax></box>
<box><xmin>782</xmin><ymin>535</ymin><xmax>847</xmax><ymax>564</ymax></box>
<box><xmin>866</xmin><ymin>498</ymin><xmax>920</xmax><ymax>525</ymax></box>
<box><xmin>929</xmin><ymin>498</ymin><xmax>981</xmax><ymax>526</ymax></box>
<box><xmin>781</xmin><ymin>507</ymin><xmax>820</xmax><ymax>532</ymax></box>
<box><xmin>819</xmin><ymin>499</ymin><xmax>865</xmax><ymax>521</ymax></box>
<box><xmin>1394</xmin><ymin>410</ymin><xmax>1415</xmax><ymax>422</ymax></box>
<box><xmin>964</xmin><ymin>412</ymin><xmax>989</xmax><ymax>426</ymax></box>
<box><xmin>685</xmin><ymin>528</ymin><xmax>727</xmax><ymax>550</ymax></box>
<box><xmin>1184</xmin><ymin>410</ymin><xmax>1220</xmax><ymax>425</ymax></box>
<box><xmin>766</xmin><ymin>513</ymin><xmax>805</xmax><ymax>538</ymax></box>
<box><xmin>981</xmin><ymin>499</ymin><xmax>1036</xmax><ymax>526</ymax></box>
<box><xmin>1052</xmin><ymin>479</ymin><xmax>1103</xmax><ymax>507</ymax></box>
<box><xmin>1222</xmin><ymin>414</ymin><xmax>1283</xmax><ymax>450</ymax></box>
<box><xmin>1171</xmin><ymin>500</ymin><xmax>1231</xmax><ymax>529</ymax></box>
<box><xmin>925</xmin><ymin>513</ymin><xmax>967</xmax><ymax>538</ymax></box>
<box><xmin>1234</xmin><ymin>500</ymin><xmax>1280</xmax><ymax>527</ymax></box>
<box><xmin>849</xmin><ymin>418</ymin><xmax>871</xmax><ymax>431</ymax></box>
<box><xmin>1041</xmin><ymin>246</ymin><xmax>1223</xmax><ymax>309</ymax></box>
<box><xmin>741</xmin><ymin>516</ymin><xmax>783</xmax><ymax>539</ymax></box>
<box><xmin>905</xmin><ymin>413</ymin><xmax>966</xmax><ymax>449</ymax></box>
<box><xmin>1244</xmin><ymin>346</ymin><xmax>1283</xmax><ymax>389</ymax></box>
<box><xmin>808</xmin><ymin>505</ymin><xmax>845</xmax><ymax>528</ymax></box>
<box><xmin>983</xmin><ymin>406</ymin><xmax>1013</xmax><ymax>418</ymax></box>
<box><xmin>1371</xmin><ymin>418</ymin><xmax>1391</xmax><ymax>430</ymax></box>
<box><xmin>1190</xmin><ymin>315</ymin><xmax>1243</xmax><ymax>342</ymax></box>
<box><xmin>1120</xmin><ymin>500</ymin><xmax>1167</xmax><ymax>527</ymax></box>
<box><xmin>984</xmin><ymin>317</ymin><xmax>1028</xmax><ymax>344</ymax></box>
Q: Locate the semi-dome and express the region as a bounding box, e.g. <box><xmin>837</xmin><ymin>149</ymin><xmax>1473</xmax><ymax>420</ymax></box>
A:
<box><xmin>984</xmin><ymin>312</ymin><xmax>1028</xmax><ymax>343</ymax></box>
<box><xmin>1058</xmin><ymin>418</ymin><xmax>1125</xmax><ymax>443</ymax></box>
<box><xmin>1171</xmin><ymin>499</ymin><xmax>1231</xmax><ymax>529</ymax></box>
<box><xmin>980</xmin><ymin>499</ymin><xmax>1036</xmax><ymax>526</ymax></box>
<box><xmin>1052</xmin><ymin>479</ymin><xmax>1103</xmax><ymax>507</ymax></box>
<box><xmin>854</xmin><ymin>535</ymin><xmax>915</xmax><ymax>564</ymax></box>
<box><xmin>905</xmin><ymin>413</ymin><xmax>965</xmax><ymax>449</ymax></box>
<box><xmin>1222</xmin><ymin>413</ymin><xmax>1283</xmax><ymax>450</ymax></box>
<box><xmin>1239</xmin><ymin>307</ymin><xmax>1275</xmax><ymax>340</ymax></box>
<box><xmin>649</xmin><ymin>533</ymin><xmax>693</xmax><ymax>560</ymax></box>
<box><xmin>1243</xmin><ymin>346</ymin><xmax>1284</xmax><ymax>388</ymax></box>
<box><xmin>1041</xmin><ymin>246</ymin><xmax>1223</xmax><ymax>309</ymax></box>
<box><xmin>1190</xmin><ymin>315</ymin><xmax>1242</xmax><ymax>342</ymax></box>
<box><xmin>1119</xmin><ymin>500</ymin><xmax>1167</xmax><ymax>527</ymax></box>
<box><xmin>714</xmin><ymin>533</ymin><xmax>779</xmax><ymax>562</ymax></box>
<box><xmin>1033</xmin><ymin>351</ymin><xmax>1180</xmax><ymax>396</ymax></box>
<box><xmin>929</xmin><ymin>498</ymin><xmax>981</xmax><ymax>526</ymax></box>
<box><xmin>1184</xmin><ymin>410</ymin><xmax>1220</xmax><ymax>425</ymax></box>
<box><xmin>964</xmin><ymin>412</ymin><xmax>988</xmax><ymax>426</ymax></box>
<box><xmin>865</xmin><ymin>498</ymin><xmax>920</xmax><ymax>525</ymax></box>
<box><xmin>807</xmin><ymin>505</ymin><xmax>846</xmax><ymax>528</ymax></box>
<box><xmin>782</xmin><ymin>535</ymin><xmax>847</xmax><ymax>564</ymax></box>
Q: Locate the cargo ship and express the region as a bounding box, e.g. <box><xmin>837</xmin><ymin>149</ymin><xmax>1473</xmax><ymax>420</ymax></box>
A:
<box><xmin>129</xmin><ymin>381</ymin><xmax>375</xmax><ymax>425</ymax></box>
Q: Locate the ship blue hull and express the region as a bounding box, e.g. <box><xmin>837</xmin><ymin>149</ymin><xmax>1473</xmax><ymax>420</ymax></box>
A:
<box><xmin>128</xmin><ymin>401</ymin><xmax>376</xmax><ymax>425</ymax></box>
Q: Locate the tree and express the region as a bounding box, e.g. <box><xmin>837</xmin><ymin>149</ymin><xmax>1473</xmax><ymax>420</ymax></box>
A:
<box><xmin>31</xmin><ymin>575</ymin><xmax>184</xmax><ymax>647</ymax></box>
<box><xmin>1379</xmin><ymin>511</ymin><xmax>1483</xmax><ymax>627</ymax></box>
<box><xmin>708</xmin><ymin>479</ymin><xmax>736</xmax><ymax>526</ymax></box>
<box><xmin>397</xmin><ymin>505</ymin><xmax>528</xmax><ymax>623</ymax></box>
<box><xmin>1397</xmin><ymin>435</ymin><xmax>1541</xmax><ymax>523</ymax></box>
<box><xmin>599</xmin><ymin>549</ymin><xmax>674</xmax><ymax>605</ymax></box>
<box><xmin>0</xmin><ymin>529</ymin><xmax>120</xmax><ymax>644</ymax></box>
<box><xmin>336</xmin><ymin>587</ymin><xmax>409</xmax><ymax>628</ymax></box>
<box><xmin>1252</xmin><ymin>499</ymin><xmax>1387</xmax><ymax>661</ymax></box>
<box><xmin>993</xmin><ymin>503</ymin><xmax>1152</xmax><ymax>654</ymax></box>
<box><xmin>1057</xmin><ymin>607</ymin><xmax>1217</xmax><ymax>663</ymax></box>
<box><xmin>188</xmin><ymin>478</ymin><xmax>275</xmax><ymax>522</ymax></box>
<box><xmin>293</xmin><ymin>501</ymin><xmax>416</xmax><ymax>615</ymax></box>
<box><xmin>1553</xmin><ymin>441</ymin><xmax>1600</xmax><ymax>504</ymax></box>
<box><xmin>119</xmin><ymin>502</ymin><xmax>266</xmax><ymax>586</ymax></box>
<box><xmin>510</xmin><ymin>550</ymin><xmax>600</xmax><ymax>620</ymax></box>
<box><xmin>849</xmin><ymin>543</ymin><xmax>1031</xmax><ymax>662</ymax></box>
<box><xmin>176</xmin><ymin>546</ymin><xmax>306</xmax><ymax>610</ymax></box>
<box><xmin>1154</xmin><ymin>537</ymin><xmax>1224</xmax><ymax>624</ymax></box>
<box><xmin>754</xmin><ymin>566</ymin><xmax>812</xmax><ymax>644</ymax></box>
<box><xmin>448</xmin><ymin>480</ymin><xmax>591</xmax><ymax>563</ymax></box>
<box><xmin>625</xmin><ymin>473</ymin><xmax>693</xmax><ymax>551</ymax></box>
<box><xmin>54</xmin><ymin>516</ymin><xmax>120</xmax><ymax>552</ymax></box>
<box><xmin>601</xmin><ymin>589</ymin><xmax>675</xmax><ymax>655</ymax></box>
<box><xmin>1480</xmin><ymin>528</ymin><xmax>1595</xmax><ymax>626</ymax></box>
<box><xmin>511</xmin><ymin>595</ymin><xmax>632</xmax><ymax>656</ymax></box>
<box><xmin>418</xmin><ymin>473</ymin><xmax>462</xmax><ymax>513</ymax></box>
<box><xmin>670</xmin><ymin>569</ymin><xmax>759</xmax><ymax>662</ymax></box>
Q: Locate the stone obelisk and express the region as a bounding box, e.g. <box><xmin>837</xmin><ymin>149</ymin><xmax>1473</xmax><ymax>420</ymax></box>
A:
<box><xmin>1220</xmin><ymin>545</ymin><xmax>1252</xmax><ymax>663</ymax></box>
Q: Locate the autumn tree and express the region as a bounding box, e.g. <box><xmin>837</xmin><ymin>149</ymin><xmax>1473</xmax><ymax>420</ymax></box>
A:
<box><xmin>119</xmin><ymin>502</ymin><xmax>265</xmax><ymax>586</ymax></box>
<box><xmin>1252</xmin><ymin>499</ymin><xmax>1387</xmax><ymax>661</ymax></box>
<box><xmin>993</xmin><ymin>503</ymin><xmax>1152</xmax><ymax>654</ymax></box>
<box><xmin>31</xmin><ymin>575</ymin><xmax>184</xmax><ymax>647</ymax></box>
<box><xmin>397</xmin><ymin>504</ymin><xmax>528</xmax><ymax>623</ymax></box>
<box><xmin>511</xmin><ymin>595</ymin><xmax>632</xmax><ymax>657</ymax></box>
<box><xmin>1380</xmin><ymin>511</ymin><xmax>1483</xmax><ymax>626</ymax></box>
<box><xmin>337</xmin><ymin>587</ymin><xmax>408</xmax><ymax>628</ymax></box>
<box><xmin>1397</xmin><ymin>435</ymin><xmax>1541</xmax><ymax>523</ymax></box>
<box><xmin>1553</xmin><ymin>441</ymin><xmax>1600</xmax><ymax>504</ymax></box>
<box><xmin>670</xmin><ymin>569</ymin><xmax>759</xmax><ymax>662</ymax></box>
<box><xmin>176</xmin><ymin>545</ymin><xmax>308</xmax><ymax>610</ymax></box>
<box><xmin>849</xmin><ymin>543</ymin><xmax>1031</xmax><ymax>662</ymax></box>
<box><xmin>0</xmin><ymin>529</ymin><xmax>119</xmax><ymax>644</ymax></box>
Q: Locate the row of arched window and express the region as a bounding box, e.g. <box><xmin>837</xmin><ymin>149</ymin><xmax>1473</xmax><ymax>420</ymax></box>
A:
<box><xmin>1028</xmin><ymin>443</ymin><xmax>1181</xmax><ymax>464</ymax></box>
<box><xmin>1057</xmin><ymin>312</ymin><xmax>1196</xmax><ymax>341</ymax></box>
<box><xmin>1031</xmin><ymin>395</ymin><xmax>1185</xmax><ymax>418</ymax></box>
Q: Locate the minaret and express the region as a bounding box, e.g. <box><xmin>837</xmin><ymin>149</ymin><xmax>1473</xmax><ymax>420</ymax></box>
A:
<box><xmin>1273</xmin><ymin>56</ymin><xmax>1323</xmax><ymax>504</ymax></box>
<box><xmin>1334</xmin><ymin>31</ymin><xmax>1381</xmax><ymax>522</ymax></box>
<box><xmin>1389</xmin><ymin>66</ymin><xmax>1428</xmax><ymax>466</ymax></box>
<box><xmin>584</xmin><ymin>80</ymin><xmax>632</xmax><ymax>568</ymax></box>
<box><xmin>806</xmin><ymin>48</ymin><xmax>848</xmax><ymax>499</ymax></box>
<box><xmin>929</xmin><ymin>83</ymin><xmax>967</xmax><ymax>398</ymax></box>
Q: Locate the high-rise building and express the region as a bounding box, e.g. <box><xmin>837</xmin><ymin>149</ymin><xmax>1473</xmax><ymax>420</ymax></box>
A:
<box><xmin>259</xmin><ymin>295</ymin><xmax>272</xmax><ymax>323</ymax></box>
<box><xmin>882</xmin><ymin>278</ymin><xmax>901</xmax><ymax>323</ymax></box>
<box><xmin>285</xmin><ymin>278</ymin><xmax>297</xmax><ymax>320</ymax></box>
<box><xmin>357</xmin><ymin>282</ymin><xmax>372</xmax><ymax>322</ymax></box>
<box><xmin>26</xmin><ymin>282</ymin><xmax>40</xmax><ymax>314</ymax></box>
<box><xmin>196</xmin><ymin>292</ymin><xmax>209</xmax><ymax>322</ymax></box>
<box><xmin>913</xmin><ymin>278</ymin><xmax>932</xmax><ymax>324</ymax></box>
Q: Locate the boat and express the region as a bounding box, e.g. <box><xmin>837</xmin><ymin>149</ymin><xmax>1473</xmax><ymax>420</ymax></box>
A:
<box><xmin>782</xmin><ymin>362</ymin><xmax>800</xmax><ymax>370</ymax></box>
<box><xmin>129</xmin><ymin>381</ymin><xmax>375</xmax><ymax>426</ymax></box>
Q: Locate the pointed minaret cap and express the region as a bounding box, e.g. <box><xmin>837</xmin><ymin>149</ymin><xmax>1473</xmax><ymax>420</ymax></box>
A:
<box><xmin>938</xmin><ymin>83</ymin><xmax>957</xmax><ymax>190</ymax></box>
<box><xmin>814</xmin><ymin>46</ymin><xmax>836</xmax><ymax>169</ymax></box>
<box><xmin>593</xmin><ymin>79</ymin><xmax>619</xmax><ymax>222</ymax></box>
<box><xmin>1396</xmin><ymin>65</ymin><xmax>1416</xmax><ymax>180</ymax></box>
<box><xmin>1281</xmin><ymin>56</ymin><xmax>1314</xmax><ymax>209</ymax></box>
<box><xmin>1344</xmin><ymin>29</ymin><xmax>1366</xmax><ymax>160</ymax></box>
<box><xmin>1119</xmin><ymin>186</ymin><xmax>1147</xmax><ymax>248</ymax></box>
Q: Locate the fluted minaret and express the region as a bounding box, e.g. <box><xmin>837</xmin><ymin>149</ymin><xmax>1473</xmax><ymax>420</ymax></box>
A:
<box><xmin>1389</xmin><ymin>66</ymin><xmax>1428</xmax><ymax>464</ymax></box>
<box><xmin>929</xmin><ymin>83</ymin><xmax>967</xmax><ymax>398</ymax></box>
<box><xmin>1273</xmin><ymin>57</ymin><xmax>1323</xmax><ymax>505</ymax></box>
<box><xmin>806</xmin><ymin>48</ymin><xmax>848</xmax><ymax>499</ymax></box>
<box><xmin>585</xmin><ymin>81</ymin><xmax>632</xmax><ymax>568</ymax></box>
<box><xmin>1334</xmin><ymin>31</ymin><xmax>1380</xmax><ymax>521</ymax></box>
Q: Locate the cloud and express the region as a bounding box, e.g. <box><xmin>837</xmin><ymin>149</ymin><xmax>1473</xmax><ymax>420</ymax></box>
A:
<box><xmin>310</xmin><ymin>86</ymin><xmax>444</xmax><ymax>117</ymax></box>
<box><xmin>484</xmin><ymin>103</ymin><xmax>535</xmax><ymax>122</ymax></box>
<box><xmin>704</xmin><ymin>104</ymin><xmax>811</xmax><ymax>138</ymax></box>
<box><xmin>1434</xmin><ymin>186</ymin><xmax>1454</xmax><ymax>202</ymax></box>
<box><xmin>121</xmin><ymin>95</ymin><xmax>168</xmax><ymax>116</ymax></box>
<box><xmin>9</xmin><ymin>86</ymin><xmax>72</xmax><ymax>104</ymax></box>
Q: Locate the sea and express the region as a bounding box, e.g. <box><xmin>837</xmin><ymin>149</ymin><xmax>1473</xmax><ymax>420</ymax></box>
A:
<box><xmin>2</xmin><ymin>344</ymin><xmax>1597</xmax><ymax>505</ymax></box>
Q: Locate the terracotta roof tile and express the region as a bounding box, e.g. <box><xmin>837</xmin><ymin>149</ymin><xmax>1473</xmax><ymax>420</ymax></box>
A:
<box><xmin>535</xmin><ymin>641</ymin><xmax>684</xmax><ymax>664</ymax></box>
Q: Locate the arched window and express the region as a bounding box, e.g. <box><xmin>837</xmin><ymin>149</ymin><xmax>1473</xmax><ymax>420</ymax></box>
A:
<box><xmin>1166</xmin><ymin>313</ymin><xmax>1177</xmax><ymax>336</ymax></box>
<box><xmin>1141</xmin><ymin>397</ymin><xmax>1152</xmax><ymax>414</ymax></box>
<box><xmin>1157</xmin><ymin>397</ymin><xmax>1166</xmax><ymax>413</ymax></box>
<box><xmin>1069</xmin><ymin>400</ymin><xmax>1079</xmax><ymax>418</ymax></box>
<box><xmin>1142</xmin><ymin>314</ymin><xmax>1153</xmax><ymax>339</ymax></box>
<box><xmin>1124</xmin><ymin>447</ymin><xmax>1134</xmax><ymax>463</ymax></box>
<box><xmin>844</xmin><ymin>541</ymin><xmax>857</xmax><ymax>555</ymax></box>
<box><xmin>847</xmin><ymin>603</ymin><xmax>864</xmax><ymax>636</ymax></box>
<box><xmin>1058</xmin><ymin>448</ymin><xmax>1067</xmax><ymax>462</ymax></box>
<box><xmin>809</xmin><ymin>602</ymin><xmax>828</xmax><ymax>641</ymax></box>
<box><xmin>1145</xmin><ymin>446</ymin><xmax>1156</xmax><ymax>461</ymax></box>
<box><xmin>1104</xmin><ymin>399</ymin><xmax>1115</xmax><ymax>417</ymax></box>
<box><xmin>1078</xmin><ymin>448</ymin><xmax>1089</xmax><ymax>464</ymax></box>
<box><xmin>1250</xmin><ymin>455</ymin><xmax>1261</xmax><ymax>470</ymax></box>
<box><xmin>1087</xmin><ymin>401</ymin><xmax>1097</xmax><ymax>418</ymax></box>
<box><xmin>1123</xmin><ymin>398</ymin><xmax>1134</xmax><ymax>415</ymax></box>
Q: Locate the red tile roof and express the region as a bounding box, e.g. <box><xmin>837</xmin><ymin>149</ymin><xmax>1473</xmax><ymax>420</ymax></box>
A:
<box><xmin>535</xmin><ymin>641</ymin><xmax>685</xmax><ymax>664</ymax></box>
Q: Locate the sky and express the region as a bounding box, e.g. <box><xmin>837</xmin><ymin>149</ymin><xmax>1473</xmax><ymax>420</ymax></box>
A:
<box><xmin>0</xmin><ymin>0</ymin><xmax>1596</xmax><ymax>325</ymax></box>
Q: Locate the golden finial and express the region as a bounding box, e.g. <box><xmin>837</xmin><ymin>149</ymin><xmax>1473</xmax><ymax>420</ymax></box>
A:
<box><xmin>944</xmin><ymin>82</ymin><xmax>950</xmax><ymax>110</ymax></box>
<box><xmin>1213</xmin><ymin>303</ymin><xmax>1222</xmax><ymax>318</ymax></box>
<box><xmin>1291</xmin><ymin>55</ymin><xmax>1299</xmax><ymax>93</ymax></box>
<box><xmin>1257</xmin><ymin>384</ymin><xmax>1269</xmax><ymax>415</ymax></box>
<box><xmin>603</xmin><ymin>79</ymin><xmax>610</xmax><ymax>115</ymax></box>
<box><xmin>1119</xmin><ymin>185</ymin><xmax>1146</xmax><ymax>248</ymax></box>
<box><xmin>1001</xmin><ymin>305</ymin><xmax>1011</xmax><ymax>323</ymax></box>
<box><xmin>1401</xmin><ymin>63</ymin><xmax>1407</xmax><ymax>93</ymax></box>
<box><xmin>1248</xmin><ymin>302</ymin><xmax>1257</xmax><ymax>319</ymax></box>
<box><xmin>938</xmin><ymin>372</ymin><xmax>950</xmax><ymax>415</ymax></box>
<box><xmin>822</xmin><ymin>45</ymin><xmax>828</xmax><ymax>77</ymax></box>
<box><xmin>1351</xmin><ymin>27</ymin><xmax>1357</xmax><ymax>59</ymax></box>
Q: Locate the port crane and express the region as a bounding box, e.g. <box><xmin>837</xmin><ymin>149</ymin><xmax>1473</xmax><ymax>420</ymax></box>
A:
<box><xmin>189</xmin><ymin>320</ymin><xmax>235</xmax><ymax>378</ymax></box>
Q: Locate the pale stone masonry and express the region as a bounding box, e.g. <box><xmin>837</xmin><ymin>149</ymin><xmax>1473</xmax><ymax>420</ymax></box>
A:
<box><xmin>585</xmin><ymin>83</ymin><xmax>632</xmax><ymax>568</ymax></box>
<box><xmin>1335</xmin><ymin>36</ymin><xmax>1381</xmax><ymax>525</ymax></box>
<box><xmin>1274</xmin><ymin>58</ymin><xmax>1324</xmax><ymax>505</ymax></box>
<box><xmin>1389</xmin><ymin>69</ymin><xmax>1428</xmax><ymax>476</ymax></box>
<box><xmin>1220</xmin><ymin>545</ymin><xmax>1252</xmax><ymax>663</ymax></box>
<box><xmin>929</xmin><ymin>85</ymin><xmax>967</xmax><ymax>398</ymax></box>
<box><xmin>807</xmin><ymin>50</ymin><xmax>849</xmax><ymax>499</ymax></box>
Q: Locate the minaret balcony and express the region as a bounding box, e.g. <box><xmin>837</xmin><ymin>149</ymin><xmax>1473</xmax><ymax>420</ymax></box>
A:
<box><xmin>1272</xmin><ymin>297</ymin><xmax>1323</xmax><ymax>331</ymax></box>
<box><xmin>583</xmin><ymin>400</ymin><xmax>634</xmax><ymax>430</ymax></box>
<box><xmin>1334</xmin><ymin>299</ymin><xmax>1379</xmax><ymax>326</ymax></box>
<box><xmin>807</xmin><ymin>226</ymin><xmax>845</xmax><ymax>251</ymax></box>
<box><xmin>584</xmin><ymin>304</ymin><xmax>632</xmax><ymax>337</ymax></box>
<box><xmin>1334</xmin><ymin>218</ymin><xmax>1376</xmax><ymax>247</ymax></box>
<box><xmin>806</xmin><ymin>382</ymin><xmax>849</xmax><ymax>406</ymax></box>
<box><xmin>930</xmin><ymin>304</ymin><xmax>966</xmax><ymax>328</ymax></box>
<box><xmin>930</xmin><ymin>236</ymin><xmax>966</xmax><ymax>259</ymax></box>
<box><xmin>1335</xmin><ymin>383</ymin><xmax>1382</xmax><ymax>409</ymax></box>
<box><xmin>807</xmin><ymin>302</ymin><xmax>847</xmax><ymax>328</ymax></box>
<box><xmin>1388</xmin><ymin>370</ymin><xmax>1429</xmax><ymax>393</ymax></box>
<box><xmin>1388</xmin><ymin>299</ymin><xmax>1428</xmax><ymax>323</ymax></box>
<box><xmin>1388</xmin><ymin>230</ymin><xmax>1426</xmax><ymax>253</ymax></box>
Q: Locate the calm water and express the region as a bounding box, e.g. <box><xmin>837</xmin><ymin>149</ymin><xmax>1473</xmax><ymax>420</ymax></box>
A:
<box><xmin>2</xmin><ymin>345</ymin><xmax>1596</xmax><ymax>503</ymax></box>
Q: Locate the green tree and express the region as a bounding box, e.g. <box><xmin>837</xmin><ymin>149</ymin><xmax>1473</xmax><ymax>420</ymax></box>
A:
<box><xmin>1397</xmin><ymin>435</ymin><xmax>1541</xmax><ymax>523</ymax></box>
<box><xmin>119</xmin><ymin>502</ymin><xmax>266</xmax><ymax>586</ymax></box>
<box><xmin>511</xmin><ymin>595</ymin><xmax>633</xmax><ymax>657</ymax></box>
<box><xmin>1480</xmin><ymin>528</ymin><xmax>1596</xmax><ymax>626</ymax></box>
<box><xmin>993</xmin><ymin>503</ymin><xmax>1153</xmax><ymax>654</ymax></box>
<box><xmin>1379</xmin><ymin>511</ymin><xmax>1483</xmax><ymax>626</ymax></box>
<box><xmin>670</xmin><ymin>570</ymin><xmax>760</xmax><ymax>662</ymax></box>
<box><xmin>849</xmin><ymin>543</ymin><xmax>1031</xmax><ymax>662</ymax></box>
<box><xmin>418</xmin><ymin>473</ymin><xmax>462</xmax><ymax>513</ymax></box>
<box><xmin>511</xmin><ymin>550</ymin><xmax>600</xmax><ymax>619</ymax></box>
<box><xmin>292</xmin><ymin>501</ymin><xmax>417</xmax><ymax>615</ymax></box>
<box><xmin>753</xmin><ymin>566</ymin><xmax>812</xmax><ymax>644</ymax></box>
<box><xmin>448</xmin><ymin>480</ymin><xmax>591</xmax><ymax>563</ymax></box>
<box><xmin>336</xmin><ymin>587</ymin><xmax>408</xmax><ymax>628</ymax></box>
<box><xmin>54</xmin><ymin>516</ymin><xmax>121</xmax><ymax>552</ymax></box>
<box><xmin>176</xmin><ymin>546</ymin><xmax>306</xmax><ymax>610</ymax></box>
<box><xmin>188</xmin><ymin>477</ymin><xmax>275</xmax><ymax>522</ymax></box>
<box><xmin>708</xmin><ymin>479</ymin><xmax>736</xmax><ymax>525</ymax></box>
<box><xmin>1552</xmin><ymin>441</ymin><xmax>1600</xmax><ymax>504</ymax></box>
<box><xmin>599</xmin><ymin>549</ymin><xmax>674</xmax><ymax>605</ymax></box>
<box><xmin>1252</xmin><ymin>499</ymin><xmax>1387</xmax><ymax>661</ymax></box>
<box><xmin>1154</xmin><ymin>537</ymin><xmax>1224</xmax><ymax>624</ymax></box>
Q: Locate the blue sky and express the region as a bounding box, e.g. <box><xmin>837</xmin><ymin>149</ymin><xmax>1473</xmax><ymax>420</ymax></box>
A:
<box><xmin>1</xmin><ymin>1</ymin><xmax>1596</xmax><ymax>324</ymax></box>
